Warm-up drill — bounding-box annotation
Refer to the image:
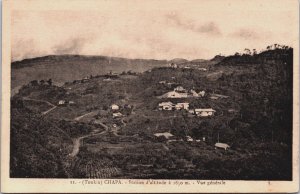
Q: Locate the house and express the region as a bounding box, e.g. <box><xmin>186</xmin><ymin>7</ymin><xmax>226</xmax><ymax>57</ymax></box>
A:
<box><xmin>198</xmin><ymin>90</ymin><xmax>205</xmax><ymax>97</ymax></box>
<box><xmin>194</xmin><ymin>108</ymin><xmax>216</xmax><ymax>117</ymax></box>
<box><xmin>154</xmin><ymin>132</ymin><xmax>174</xmax><ymax>139</ymax></box>
<box><xmin>69</xmin><ymin>101</ymin><xmax>75</xmax><ymax>105</ymax></box>
<box><xmin>58</xmin><ymin>100</ymin><xmax>66</xmax><ymax>105</ymax></box>
<box><xmin>82</xmin><ymin>77</ymin><xmax>90</xmax><ymax>83</ymax></box>
<box><xmin>210</xmin><ymin>96</ymin><xmax>219</xmax><ymax>100</ymax></box>
<box><xmin>188</xmin><ymin>110</ymin><xmax>195</xmax><ymax>114</ymax></box>
<box><xmin>158</xmin><ymin>102</ymin><xmax>174</xmax><ymax>110</ymax></box>
<box><xmin>159</xmin><ymin>80</ymin><xmax>167</xmax><ymax>84</ymax></box>
<box><xmin>186</xmin><ymin>136</ymin><xmax>193</xmax><ymax>142</ymax></box>
<box><xmin>174</xmin><ymin>86</ymin><xmax>186</xmax><ymax>92</ymax></box>
<box><xmin>111</xmin><ymin>104</ymin><xmax>119</xmax><ymax>110</ymax></box>
<box><xmin>199</xmin><ymin>68</ymin><xmax>207</xmax><ymax>71</ymax></box>
<box><xmin>175</xmin><ymin>102</ymin><xmax>189</xmax><ymax>110</ymax></box>
<box><xmin>103</xmin><ymin>78</ymin><xmax>112</xmax><ymax>81</ymax></box>
<box><xmin>190</xmin><ymin>89</ymin><xmax>199</xmax><ymax>97</ymax></box>
<box><xmin>169</xmin><ymin>63</ymin><xmax>178</xmax><ymax>68</ymax></box>
<box><xmin>215</xmin><ymin>143</ymin><xmax>230</xmax><ymax>150</ymax></box>
<box><xmin>163</xmin><ymin>91</ymin><xmax>188</xmax><ymax>98</ymax></box>
<box><xmin>112</xmin><ymin>112</ymin><xmax>123</xmax><ymax>118</ymax></box>
<box><xmin>184</xmin><ymin>66</ymin><xmax>191</xmax><ymax>69</ymax></box>
<box><xmin>210</xmin><ymin>94</ymin><xmax>229</xmax><ymax>100</ymax></box>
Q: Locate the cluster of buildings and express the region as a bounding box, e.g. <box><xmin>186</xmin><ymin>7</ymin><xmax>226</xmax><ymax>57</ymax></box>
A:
<box><xmin>111</xmin><ymin>104</ymin><xmax>123</xmax><ymax>118</ymax></box>
<box><xmin>158</xmin><ymin>101</ymin><xmax>216</xmax><ymax>117</ymax></box>
<box><xmin>158</xmin><ymin>85</ymin><xmax>216</xmax><ymax>117</ymax></box>
<box><xmin>153</xmin><ymin>132</ymin><xmax>230</xmax><ymax>150</ymax></box>
<box><xmin>158</xmin><ymin>102</ymin><xmax>189</xmax><ymax>111</ymax></box>
<box><xmin>169</xmin><ymin>63</ymin><xmax>208</xmax><ymax>71</ymax></box>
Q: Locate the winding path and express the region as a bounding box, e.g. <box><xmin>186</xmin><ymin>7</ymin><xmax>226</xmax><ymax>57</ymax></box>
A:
<box><xmin>69</xmin><ymin>121</ymin><xmax>109</xmax><ymax>157</ymax></box>
<box><xmin>23</xmin><ymin>97</ymin><xmax>57</xmax><ymax>115</ymax></box>
<box><xmin>74</xmin><ymin>111</ymin><xmax>98</xmax><ymax>121</ymax></box>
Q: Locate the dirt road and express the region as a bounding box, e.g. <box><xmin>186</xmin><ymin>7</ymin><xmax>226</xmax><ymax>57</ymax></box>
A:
<box><xmin>23</xmin><ymin>97</ymin><xmax>57</xmax><ymax>115</ymax></box>
<box><xmin>69</xmin><ymin>121</ymin><xmax>109</xmax><ymax>157</ymax></box>
<box><xmin>74</xmin><ymin>111</ymin><xmax>98</xmax><ymax>121</ymax></box>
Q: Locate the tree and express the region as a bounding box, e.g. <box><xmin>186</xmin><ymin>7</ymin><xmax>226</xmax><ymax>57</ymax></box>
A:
<box><xmin>244</xmin><ymin>48</ymin><xmax>251</xmax><ymax>55</ymax></box>
<box><xmin>47</xmin><ymin>79</ymin><xmax>52</xmax><ymax>86</ymax></box>
<box><xmin>40</xmin><ymin>80</ymin><xmax>45</xmax><ymax>85</ymax></box>
<box><xmin>30</xmin><ymin>80</ymin><xmax>39</xmax><ymax>86</ymax></box>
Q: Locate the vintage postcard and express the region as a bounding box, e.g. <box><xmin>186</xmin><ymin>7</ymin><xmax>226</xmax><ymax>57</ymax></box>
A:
<box><xmin>1</xmin><ymin>0</ymin><xmax>299</xmax><ymax>193</ymax></box>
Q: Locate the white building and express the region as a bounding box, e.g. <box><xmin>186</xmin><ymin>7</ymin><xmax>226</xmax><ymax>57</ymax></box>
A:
<box><xmin>186</xmin><ymin>136</ymin><xmax>193</xmax><ymax>142</ymax></box>
<box><xmin>169</xmin><ymin>63</ymin><xmax>178</xmax><ymax>68</ymax></box>
<box><xmin>210</xmin><ymin>94</ymin><xmax>229</xmax><ymax>100</ymax></box>
<box><xmin>175</xmin><ymin>103</ymin><xmax>189</xmax><ymax>110</ymax></box>
<box><xmin>215</xmin><ymin>143</ymin><xmax>230</xmax><ymax>150</ymax></box>
<box><xmin>188</xmin><ymin>110</ymin><xmax>195</xmax><ymax>114</ymax></box>
<box><xmin>154</xmin><ymin>132</ymin><xmax>174</xmax><ymax>139</ymax></box>
<box><xmin>158</xmin><ymin>102</ymin><xmax>174</xmax><ymax>110</ymax></box>
<box><xmin>194</xmin><ymin>108</ymin><xmax>216</xmax><ymax>117</ymax></box>
<box><xmin>164</xmin><ymin>91</ymin><xmax>188</xmax><ymax>98</ymax></box>
<box><xmin>174</xmin><ymin>86</ymin><xmax>186</xmax><ymax>92</ymax></box>
<box><xmin>198</xmin><ymin>91</ymin><xmax>205</xmax><ymax>97</ymax></box>
<box><xmin>190</xmin><ymin>89</ymin><xmax>199</xmax><ymax>97</ymax></box>
<box><xmin>112</xmin><ymin>112</ymin><xmax>123</xmax><ymax>118</ymax></box>
<box><xmin>159</xmin><ymin>80</ymin><xmax>167</xmax><ymax>84</ymax></box>
<box><xmin>111</xmin><ymin>104</ymin><xmax>119</xmax><ymax>110</ymax></box>
<box><xmin>58</xmin><ymin>100</ymin><xmax>66</xmax><ymax>105</ymax></box>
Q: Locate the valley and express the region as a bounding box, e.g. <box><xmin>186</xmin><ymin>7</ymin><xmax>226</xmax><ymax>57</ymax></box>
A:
<box><xmin>10</xmin><ymin>47</ymin><xmax>293</xmax><ymax>180</ymax></box>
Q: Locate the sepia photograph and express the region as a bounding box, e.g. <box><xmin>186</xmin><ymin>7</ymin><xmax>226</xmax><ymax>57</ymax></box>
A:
<box><xmin>1</xmin><ymin>0</ymin><xmax>299</xmax><ymax>193</ymax></box>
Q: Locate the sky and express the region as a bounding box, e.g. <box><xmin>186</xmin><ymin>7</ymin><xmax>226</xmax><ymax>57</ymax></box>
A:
<box><xmin>11</xmin><ymin>0</ymin><xmax>298</xmax><ymax>61</ymax></box>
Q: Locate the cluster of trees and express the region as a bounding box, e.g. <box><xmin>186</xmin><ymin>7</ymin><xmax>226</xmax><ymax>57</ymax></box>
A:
<box><xmin>10</xmin><ymin>100</ymin><xmax>73</xmax><ymax>178</ymax></box>
<box><xmin>234</xmin><ymin>44</ymin><xmax>292</xmax><ymax>56</ymax></box>
<box><xmin>30</xmin><ymin>79</ymin><xmax>52</xmax><ymax>86</ymax></box>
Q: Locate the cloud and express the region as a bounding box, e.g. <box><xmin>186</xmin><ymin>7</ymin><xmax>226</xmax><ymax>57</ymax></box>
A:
<box><xmin>52</xmin><ymin>38</ymin><xmax>88</xmax><ymax>55</ymax></box>
<box><xmin>12</xmin><ymin>39</ymin><xmax>44</xmax><ymax>61</ymax></box>
<box><xmin>231</xmin><ymin>28</ymin><xmax>261</xmax><ymax>40</ymax></box>
<box><xmin>165</xmin><ymin>13</ymin><xmax>221</xmax><ymax>35</ymax></box>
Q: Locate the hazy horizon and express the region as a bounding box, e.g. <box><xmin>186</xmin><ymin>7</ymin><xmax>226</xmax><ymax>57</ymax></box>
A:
<box><xmin>12</xmin><ymin>0</ymin><xmax>297</xmax><ymax>61</ymax></box>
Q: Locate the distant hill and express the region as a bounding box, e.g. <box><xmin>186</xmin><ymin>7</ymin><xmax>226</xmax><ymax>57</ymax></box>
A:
<box><xmin>169</xmin><ymin>58</ymin><xmax>189</xmax><ymax>64</ymax></box>
<box><xmin>190</xmin><ymin>59</ymin><xmax>207</xmax><ymax>63</ymax></box>
<box><xmin>179</xmin><ymin>55</ymin><xmax>225</xmax><ymax>69</ymax></box>
<box><xmin>11</xmin><ymin>55</ymin><xmax>169</xmax><ymax>91</ymax></box>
